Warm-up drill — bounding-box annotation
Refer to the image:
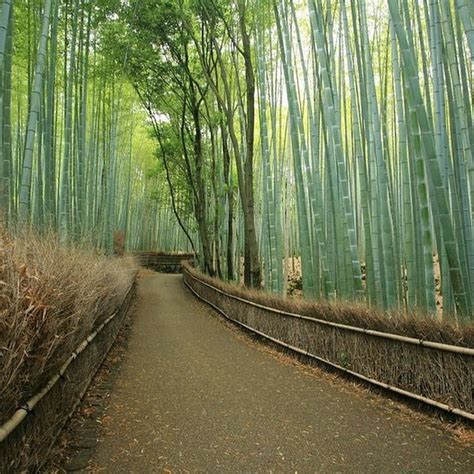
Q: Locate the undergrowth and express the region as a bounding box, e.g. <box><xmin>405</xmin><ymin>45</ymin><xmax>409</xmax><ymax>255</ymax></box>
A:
<box><xmin>0</xmin><ymin>230</ymin><xmax>138</xmax><ymax>425</ymax></box>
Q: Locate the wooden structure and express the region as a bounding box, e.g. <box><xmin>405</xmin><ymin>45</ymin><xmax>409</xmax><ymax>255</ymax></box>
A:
<box><xmin>135</xmin><ymin>252</ymin><xmax>195</xmax><ymax>273</ymax></box>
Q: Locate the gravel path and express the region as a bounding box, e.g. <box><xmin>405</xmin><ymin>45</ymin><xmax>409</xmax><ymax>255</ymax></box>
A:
<box><xmin>91</xmin><ymin>272</ymin><xmax>473</xmax><ymax>473</ymax></box>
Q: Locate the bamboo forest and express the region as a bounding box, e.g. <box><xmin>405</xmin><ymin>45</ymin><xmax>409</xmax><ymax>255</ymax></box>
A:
<box><xmin>2</xmin><ymin>1</ymin><xmax>474</xmax><ymax>471</ymax></box>
<box><xmin>1</xmin><ymin>0</ymin><xmax>474</xmax><ymax>323</ymax></box>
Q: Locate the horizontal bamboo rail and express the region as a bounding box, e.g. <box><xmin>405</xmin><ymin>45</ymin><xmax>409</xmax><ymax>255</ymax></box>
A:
<box><xmin>183</xmin><ymin>266</ymin><xmax>474</xmax><ymax>422</ymax></box>
<box><xmin>134</xmin><ymin>252</ymin><xmax>195</xmax><ymax>272</ymax></box>
<box><xmin>186</xmin><ymin>272</ymin><xmax>473</xmax><ymax>356</ymax></box>
<box><xmin>0</xmin><ymin>279</ymin><xmax>136</xmax><ymax>445</ymax></box>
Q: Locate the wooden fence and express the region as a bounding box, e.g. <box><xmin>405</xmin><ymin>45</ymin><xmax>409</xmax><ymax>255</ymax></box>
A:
<box><xmin>183</xmin><ymin>264</ymin><xmax>473</xmax><ymax>422</ymax></box>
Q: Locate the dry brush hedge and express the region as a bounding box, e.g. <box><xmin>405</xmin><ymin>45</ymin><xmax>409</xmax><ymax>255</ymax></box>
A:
<box><xmin>0</xmin><ymin>281</ymin><xmax>136</xmax><ymax>472</ymax></box>
<box><xmin>182</xmin><ymin>263</ymin><xmax>473</xmax><ymax>416</ymax></box>
<box><xmin>0</xmin><ymin>231</ymin><xmax>137</xmax><ymax>424</ymax></box>
<box><xmin>0</xmin><ymin>230</ymin><xmax>138</xmax><ymax>472</ymax></box>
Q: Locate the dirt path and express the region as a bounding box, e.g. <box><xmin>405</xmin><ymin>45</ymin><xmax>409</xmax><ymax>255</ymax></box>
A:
<box><xmin>90</xmin><ymin>273</ymin><xmax>473</xmax><ymax>473</ymax></box>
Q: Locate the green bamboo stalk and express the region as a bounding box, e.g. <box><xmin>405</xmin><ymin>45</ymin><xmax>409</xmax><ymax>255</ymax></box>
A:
<box><xmin>389</xmin><ymin>0</ymin><xmax>471</xmax><ymax>319</ymax></box>
<box><xmin>455</xmin><ymin>0</ymin><xmax>474</xmax><ymax>63</ymax></box>
<box><xmin>0</xmin><ymin>0</ymin><xmax>13</xmax><ymax>223</ymax></box>
<box><xmin>18</xmin><ymin>0</ymin><xmax>53</xmax><ymax>224</ymax></box>
<box><xmin>308</xmin><ymin>0</ymin><xmax>363</xmax><ymax>299</ymax></box>
<box><xmin>274</xmin><ymin>0</ymin><xmax>316</xmax><ymax>297</ymax></box>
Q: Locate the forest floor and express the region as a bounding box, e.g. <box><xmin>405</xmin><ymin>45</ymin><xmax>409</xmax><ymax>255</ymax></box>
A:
<box><xmin>49</xmin><ymin>271</ymin><xmax>472</xmax><ymax>473</ymax></box>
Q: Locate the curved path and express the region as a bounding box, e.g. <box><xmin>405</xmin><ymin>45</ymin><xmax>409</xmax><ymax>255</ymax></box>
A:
<box><xmin>91</xmin><ymin>273</ymin><xmax>473</xmax><ymax>472</ymax></box>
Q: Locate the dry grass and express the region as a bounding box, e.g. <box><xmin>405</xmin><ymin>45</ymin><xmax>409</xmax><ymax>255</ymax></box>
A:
<box><xmin>0</xmin><ymin>229</ymin><xmax>138</xmax><ymax>425</ymax></box>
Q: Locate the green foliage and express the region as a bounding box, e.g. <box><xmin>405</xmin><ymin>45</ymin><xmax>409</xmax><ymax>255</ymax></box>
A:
<box><xmin>2</xmin><ymin>0</ymin><xmax>472</xmax><ymax>321</ymax></box>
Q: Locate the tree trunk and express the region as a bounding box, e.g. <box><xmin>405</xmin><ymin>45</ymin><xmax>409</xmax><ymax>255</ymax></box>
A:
<box><xmin>238</xmin><ymin>0</ymin><xmax>261</xmax><ymax>288</ymax></box>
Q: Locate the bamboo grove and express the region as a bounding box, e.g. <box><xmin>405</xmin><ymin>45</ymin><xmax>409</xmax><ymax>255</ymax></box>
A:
<box><xmin>0</xmin><ymin>0</ymin><xmax>192</xmax><ymax>252</ymax></box>
<box><xmin>110</xmin><ymin>0</ymin><xmax>472</xmax><ymax>321</ymax></box>
<box><xmin>2</xmin><ymin>0</ymin><xmax>473</xmax><ymax>323</ymax></box>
